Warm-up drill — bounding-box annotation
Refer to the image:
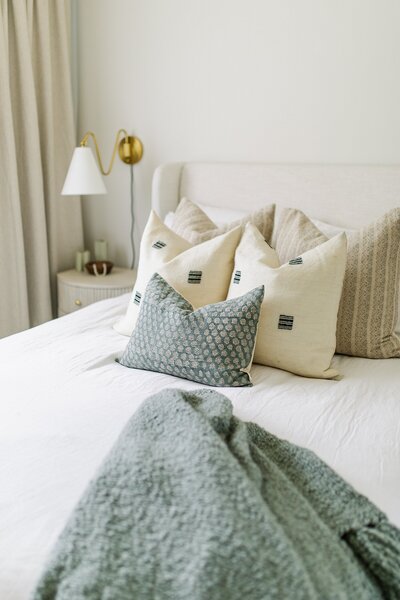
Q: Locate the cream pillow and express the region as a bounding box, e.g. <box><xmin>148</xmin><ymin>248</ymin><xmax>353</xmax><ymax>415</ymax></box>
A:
<box><xmin>114</xmin><ymin>211</ymin><xmax>242</xmax><ymax>336</ymax></box>
<box><xmin>227</xmin><ymin>224</ymin><xmax>347</xmax><ymax>379</ymax></box>
<box><xmin>171</xmin><ymin>198</ymin><xmax>275</xmax><ymax>245</ymax></box>
<box><xmin>275</xmin><ymin>208</ymin><xmax>400</xmax><ymax>358</ymax></box>
<box><xmin>311</xmin><ymin>218</ymin><xmax>356</xmax><ymax>238</ymax></box>
<box><xmin>196</xmin><ymin>202</ymin><xmax>248</xmax><ymax>226</ymax></box>
<box><xmin>163</xmin><ymin>212</ymin><xmax>175</xmax><ymax>228</ymax></box>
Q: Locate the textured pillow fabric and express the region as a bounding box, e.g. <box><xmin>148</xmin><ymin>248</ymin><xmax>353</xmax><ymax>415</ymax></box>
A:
<box><xmin>311</xmin><ymin>217</ymin><xmax>400</xmax><ymax>336</ymax></box>
<box><xmin>275</xmin><ymin>208</ymin><xmax>400</xmax><ymax>358</ymax></box>
<box><xmin>275</xmin><ymin>208</ymin><xmax>327</xmax><ymax>264</ymax></box>
<box><xmin>171</xmin><ymin>197</ymin><xmax>275</xmax><ymax>245</ymax></box>
<box><xmin>227</xmin><ymin>224</ymin><xmax>347</xmax><ymax>379</ymax></box>
<box><xmin>118</xmin><ymin>273</ymin><xmax>264</xmax><ymax>387</ymax></box>
<box><xmin>114</xmin><ymin>211</ymin><xmax>242</xmax><ymax>336</ymax></box>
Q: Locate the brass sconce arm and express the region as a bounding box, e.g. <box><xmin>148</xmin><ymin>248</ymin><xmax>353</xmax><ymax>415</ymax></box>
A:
<box><xmin>79</xmin><ymin>128</ymin><xmax>143</xmax><ymax>175</ymax></box>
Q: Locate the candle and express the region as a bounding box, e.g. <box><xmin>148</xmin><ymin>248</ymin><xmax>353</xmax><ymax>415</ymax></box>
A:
<box><xmin>83</xmin><ymin>250</ymin><xmax>91</xmax><ymax>266</ymax></box>
<box><xmin>75</xmin><ymin>251</ymin><xmax>84</xmax><ymax>272</ymax></box>
<box><xmin>94</xmin><ymin>240</ymin><xmax>108</xmax><ymax>261</ymax></box>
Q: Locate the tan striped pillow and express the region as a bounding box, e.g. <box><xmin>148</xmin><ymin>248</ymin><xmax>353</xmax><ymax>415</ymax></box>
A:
<box><xmin>171</xmin><ymin>197</ymin><xmax>275</xmax><ymax>245</ymax></box>
<box><xmin>275</xmin><ymin>207</ymin><xmax>400</xmax><ymax>359</ymax></box>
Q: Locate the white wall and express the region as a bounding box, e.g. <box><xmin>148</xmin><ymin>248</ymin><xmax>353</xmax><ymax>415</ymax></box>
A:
<box><xmin>77</xmin><ymin>0</ymin><xmax>400</xmax><ymax>267</ymax></box>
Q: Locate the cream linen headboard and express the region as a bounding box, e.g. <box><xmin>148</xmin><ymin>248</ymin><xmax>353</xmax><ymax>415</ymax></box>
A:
<box><xmin>152</xmin><ymin>162</ymin><xmax>400</xmax><ymax>228</ymax></box>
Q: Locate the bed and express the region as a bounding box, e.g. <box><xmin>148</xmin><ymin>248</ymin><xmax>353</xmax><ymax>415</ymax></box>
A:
<box><xmin>1</xmin><ymin>162</ymin><xmax>399</xmax><ymax>599</ymax></box>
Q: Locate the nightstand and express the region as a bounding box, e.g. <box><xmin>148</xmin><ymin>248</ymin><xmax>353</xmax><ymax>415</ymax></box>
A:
<box><xmin>57</xmin><ymin>268</ymin><xmax>136</xmax><ymax>316</ymax></box>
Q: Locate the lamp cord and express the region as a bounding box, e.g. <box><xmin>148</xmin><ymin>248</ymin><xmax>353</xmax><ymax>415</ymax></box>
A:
<box><xmin>129</xmin><ymin>164</ymin><xmax>135</xmax><ymax>269</ymax></box>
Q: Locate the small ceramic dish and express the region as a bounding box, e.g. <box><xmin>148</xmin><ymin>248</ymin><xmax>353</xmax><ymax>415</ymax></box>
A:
<box><xmin>85</xmin><ymin>261</ymin><xmax>114</xmax><ymax>276</ymax></box>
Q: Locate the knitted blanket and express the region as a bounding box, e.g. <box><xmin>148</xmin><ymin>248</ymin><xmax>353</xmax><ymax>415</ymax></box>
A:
<box><xmin>33</xmin><ymin>389</ymin><xmax>400</xmax><ymax>599</ymax></box>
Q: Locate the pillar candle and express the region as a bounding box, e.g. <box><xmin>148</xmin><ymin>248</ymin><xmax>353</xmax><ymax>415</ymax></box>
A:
<box><xmin>83</xmin><ymin>250</ymin><xmax>91</xmax><ymax>266</ymax></box>
<box><xmin>94</xmin><ymin>240</ymin><xmax>108</xmax><ymax>261</ymax></box>
<box><xmin>75</xmin><ymin>251</ymin><xmax>84</xmax><ymax>272</ymax></box>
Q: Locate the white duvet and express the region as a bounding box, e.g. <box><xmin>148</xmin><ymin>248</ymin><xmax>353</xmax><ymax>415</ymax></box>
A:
<box><xmin>0</xmin><ymin>294</ymin><xmax>399</xmax><ymax>600</ymax></box>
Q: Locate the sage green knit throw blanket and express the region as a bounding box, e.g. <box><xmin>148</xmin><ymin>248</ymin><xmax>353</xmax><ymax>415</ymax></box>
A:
<box><xmin>33</xmin><ymin>389</ymin><xmax>400</xmax><ymax>599</ymax></box>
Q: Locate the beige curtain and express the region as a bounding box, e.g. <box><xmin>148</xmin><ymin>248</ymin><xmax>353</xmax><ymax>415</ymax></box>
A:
<box><xmin>0</xmin><ymin>0</ymin><xmax>83</xmax><ymax>338</ymax></box>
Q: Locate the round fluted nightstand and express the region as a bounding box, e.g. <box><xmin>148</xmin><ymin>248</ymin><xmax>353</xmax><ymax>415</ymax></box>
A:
<box><xmin>57</xmin><ymin>268</ymin><xmax>136</xmax><ymax>316</ymax></box>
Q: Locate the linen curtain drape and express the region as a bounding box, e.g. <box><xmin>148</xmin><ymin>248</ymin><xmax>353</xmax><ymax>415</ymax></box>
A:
<box><xmin>0</xmin><ymin>0</ymin><xmax>83</xmax><ymax>338</ymax></box>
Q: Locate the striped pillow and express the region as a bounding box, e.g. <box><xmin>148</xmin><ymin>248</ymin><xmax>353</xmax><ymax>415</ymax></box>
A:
<box><xmin>275</xmin><ymin>208</ymin><xmax>400</xmax><ymax>358</ymax></box>
<box><xmin>171</xmin><ymin>198</ymin><xmax>275</xmax><ymax>245</ymax></box>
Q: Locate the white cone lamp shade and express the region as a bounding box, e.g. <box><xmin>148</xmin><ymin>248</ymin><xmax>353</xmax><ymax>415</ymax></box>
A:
<box><xmin>62</xmin><ymin>147</ymin><xmax>107</xmax><ymax>195</ymax></box>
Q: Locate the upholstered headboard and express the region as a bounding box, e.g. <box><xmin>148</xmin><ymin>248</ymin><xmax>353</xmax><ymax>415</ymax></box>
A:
<box><xmin>152</xmin><ymin>162</ymin><xmax>400</xmax><ymax>228</ymax></box>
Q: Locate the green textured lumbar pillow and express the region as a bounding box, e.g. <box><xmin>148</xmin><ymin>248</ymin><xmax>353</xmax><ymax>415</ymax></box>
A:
<box><xmin>118</xmin><ymin>273</ymin><xmax>264</xmax><ymax>387</ymax></box>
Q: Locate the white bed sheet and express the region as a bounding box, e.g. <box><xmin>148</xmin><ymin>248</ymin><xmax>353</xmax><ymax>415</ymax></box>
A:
<box><xmin>1</xmin><ymin>294</ymin><xmax>399</xmax><ymax>599</ymax></box>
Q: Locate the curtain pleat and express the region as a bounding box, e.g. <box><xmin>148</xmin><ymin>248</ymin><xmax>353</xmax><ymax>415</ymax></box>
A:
<box><xmin>0</xmin><ymin>0</ymin><xmax>30</xmax><ymax>336</ymax></box>
<box><xmin>0</xmin><ymin>0</ymin><xmax>83</xmax><ymax>337</ymax></box>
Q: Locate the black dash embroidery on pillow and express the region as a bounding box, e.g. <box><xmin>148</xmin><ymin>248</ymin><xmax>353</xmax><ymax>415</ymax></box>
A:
<box><xmin>289</xmin><ymin>257</ymin><xmax>303</xmax><ymax>265</ymax></box>
<box><xmin>152</xmin><ymin>240</ymin><xmax>166</xmax><ymax>249</ymax></box>
<box><xmin>233</xmin><ymin>270</ymin><xmax>241</xmax><ymax>284</ymax></box>
<box><xmin>134</xmin><ymin>291</ymin><xmax>142</xmax><ymax>306</ymax></box>
<box><xmin>278</xmin><ymin>315</ymin><xmax>294</xmax><ymax>330</ymax></box>
<box><xmin>188</xmin><ymin>270</ymin><xmax>202</xmax><ymax>284</ymax></box>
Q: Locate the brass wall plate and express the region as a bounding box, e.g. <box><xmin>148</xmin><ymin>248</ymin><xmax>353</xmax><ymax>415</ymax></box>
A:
<box><xmin>118</xmin><ymin>136</ymin><xmax>143</xmax><ymax>165</ymax></box>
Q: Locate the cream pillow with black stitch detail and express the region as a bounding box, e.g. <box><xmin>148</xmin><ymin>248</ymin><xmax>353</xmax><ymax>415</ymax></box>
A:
<box><xmin>227</xmin><ymin>223</ymin><xmax>347</xmax><ymax>379</ymax></box>
<box><xmin>114</xmin><ymin>211</ymin><xmax>242</xmax><ymax>337</ymax></box>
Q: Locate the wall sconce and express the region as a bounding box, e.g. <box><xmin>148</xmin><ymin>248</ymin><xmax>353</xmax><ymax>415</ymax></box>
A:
<box><xmin>62</xmin><ymin>129</ymin><xmax>143</xmax><ymax>269</ymax></box>
<box><xmin>61</xmin><ymin>129</ymin><xmax>143</xmax><ymax>195</ymax></box>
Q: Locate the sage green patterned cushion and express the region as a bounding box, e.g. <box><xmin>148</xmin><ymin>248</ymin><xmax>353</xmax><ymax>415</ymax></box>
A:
<box><xmin>118</xmin><ymin>273</ymin><xmax>264</xmax><ymax>387</ymax></box>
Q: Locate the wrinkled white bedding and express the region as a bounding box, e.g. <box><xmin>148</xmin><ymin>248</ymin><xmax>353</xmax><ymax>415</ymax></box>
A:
<box><xmin>1</xmin><ymin>294</ymin><xmax>399</xmax><ymax>600</ymax></box>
